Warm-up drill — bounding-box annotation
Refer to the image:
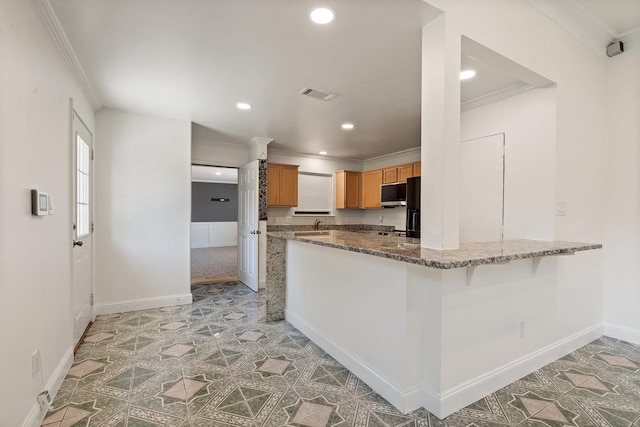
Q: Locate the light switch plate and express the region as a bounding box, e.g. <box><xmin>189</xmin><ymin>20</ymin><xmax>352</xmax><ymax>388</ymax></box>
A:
<box><xmin>556</xmin><ymin>201</ymin><xmax>567</xmax><ymax>216</ymax></box>
<box><xmin>32</xmin><ymin>349</ymin><xmax>41</xmax><ymax>377</ymax></box>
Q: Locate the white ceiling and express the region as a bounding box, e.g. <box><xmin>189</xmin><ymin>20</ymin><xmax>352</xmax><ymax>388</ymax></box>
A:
<box><xmin>580</xmin><ymin>0</ymin><xmax>640</xmax><ymax>35</ymax></box>
<box><xmin>51</xmin><ymin>0</ymin><xmax>442</xmax><ymax>160</ymax></box>
<box><xmin>525</xmin><ymin>0</ymin><xmax>640</xmax><ymax>54</ymax></box>
<box><xmin>47</xmin><ymin>0</ymin><xmax>639</xmax><ymax>161</ymax></box>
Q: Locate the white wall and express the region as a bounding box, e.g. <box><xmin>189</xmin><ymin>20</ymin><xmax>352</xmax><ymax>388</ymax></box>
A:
<box><xmin>460</xmin><ymin>88</ymin><xmax>557</xmax><ymax>241</ymax></box>
<box><xmin>286</xmin><ymin>241</ymin><xmax>424</xmax><ymax>412</ymax></box>
<box><xmin>0</xmin><ymin>1</ymin><xmax>95</xmax><ymax>425</ymax></box>
<box><xmin>424</xmin><ymin>0</ymin><xmax>608</xmax><ymax>246</ymax></box>
<box><xmin>437</xmin><ymin>252</ymin><xmax>603</xmax><ymax>415</ymax></box>
<box><xmin>191</xmin><ymin>222</ymin><xmax>237</xmax><ymax>248</ymax></box>
<box><xmin>604</xmin><ymin>49</ymin><xmax>640</xmax><ymax>341</ymax></box>
<box><xmin>420</xmin><ymin>0</ymin><xmax>607</xmax><ymax>411</ymax></box>
<box><xmin>192</xmin><ymin>139</ymin><xmax>248</xmax><ymax>167</ymax></box>
<box><xmin>95</xmin><ymin>109</ymin><xmax>192</xmax><ymax>313</ymax></box>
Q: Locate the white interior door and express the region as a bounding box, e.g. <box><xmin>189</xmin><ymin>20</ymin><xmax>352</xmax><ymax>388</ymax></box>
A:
<box><xmin>238</xmin><ymin>160</ymin><xmax>259</xmax><ymax>292</ymax></box>
<box><xmin>72</xmin><ymin>112</ymin><xmax>94</xmax><ymax>345</ymax></box>
<box><xmin>460</xmin><ymin>133</ymin><xmax>505</xmax><ymax>243</ymax></box>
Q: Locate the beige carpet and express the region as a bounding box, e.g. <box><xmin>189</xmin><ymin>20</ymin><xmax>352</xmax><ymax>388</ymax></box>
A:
<box><xmin>191</xmin><ymin>246</ymin><xmax>238</xmax><ymax>285</ymax></box>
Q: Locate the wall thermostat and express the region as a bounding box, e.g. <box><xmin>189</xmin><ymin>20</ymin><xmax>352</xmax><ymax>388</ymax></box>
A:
<box><xmin>31</xmin><ymin>189</ymin><xmax>51</xmax><ymax>216</ymax></box>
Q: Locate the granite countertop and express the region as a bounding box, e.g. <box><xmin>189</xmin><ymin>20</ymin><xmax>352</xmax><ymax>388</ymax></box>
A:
<box><xmin>266</xmin><ymin>230</ymin><xmax>602</xmax><ymax>269</ymax></box>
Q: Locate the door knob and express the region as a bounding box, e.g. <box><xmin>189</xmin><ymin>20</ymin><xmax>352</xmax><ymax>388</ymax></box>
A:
<box><xmin>73</xmin><ymin>240</ymin><xmax>83</xmax><ymax>247</ymax></box>
<box><xmin>250</xmin><ymin>230</ymin><xmax>255</xmax><ymax>235</ymax></box>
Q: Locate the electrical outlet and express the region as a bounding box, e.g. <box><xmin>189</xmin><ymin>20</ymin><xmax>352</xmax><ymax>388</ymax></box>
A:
<box><xmin>38</xmin><ymin>390</ymin><xmax>52</xmax><ymax>410</ymax></box>
<box><xmin>32</xmin><ymin>350</ymin><xmax>41</xmax><ymax>377</ymax></box>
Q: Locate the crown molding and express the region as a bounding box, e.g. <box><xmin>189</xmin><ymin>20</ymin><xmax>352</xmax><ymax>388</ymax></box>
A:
<box><xmin>525</xmin><ymin>0</ymin><xmax>640</xmax><ymax>55</ymax></box>
<box><xmin>32</xmin><ymin>0</ymin><xmax>102</xmax><ymax>110</ymax></box>
<box><xmin>462</xmin><ymin>83</ymin><xmax>536</xmax><ymax>112</ymax></box>
<box><xmin>364</xmin><ymin>146</ymin><xmax>421</xmax><ymax>163</ymax></box>
<box><xmin>248</xmin><ymin>137</ymin><xmax>274</xmax><ymax>146</ymax></box>
<box><xmin>267</xmin><ymin>148</ymin><xmax>364</xmax><ymax>166</ymax></box>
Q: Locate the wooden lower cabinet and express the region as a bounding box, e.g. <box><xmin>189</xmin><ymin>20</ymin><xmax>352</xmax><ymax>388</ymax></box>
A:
<box><xmin>335</xmin><ymin>170</ymin><xmax>361</xmax><ymax>209</ymax></box>
<box><xmin>362</xmin><ymin>169</ymin><xmax>383</xmax><ymax>208</ymax></box>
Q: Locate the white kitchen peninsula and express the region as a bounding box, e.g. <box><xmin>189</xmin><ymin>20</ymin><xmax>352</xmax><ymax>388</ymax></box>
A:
<box><xmin>266</xmin><ymin>230</ymin><xmax>602</xmax><ymax>419</ymax></box>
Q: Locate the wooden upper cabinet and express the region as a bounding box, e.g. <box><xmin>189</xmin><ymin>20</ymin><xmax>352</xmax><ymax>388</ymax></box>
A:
<box><xmin>267</xmin><ymin>164</ymin><xmax>280</xmax><ymax>206</ymax></box>
<box><xmin>267</xmin><ymin>163</ymin><xmax>298</xmax><ymax>207</ymax></box>
<box><xmin>382</xmin><ymin>163</ymin><xmax>415</xmax><ymax>183</ymax></box>
<box><xmin>413</xmin><ymin>162</ymin><xmax>421</xmax><ymax>177</ymax></box>
<box><xmin>382</xmin><ymin>167</ymin><xmax>398</xmax><ymax>184</ymax></box>
<box><xmin>362</xmin><ymin>169</ymin><xmax>383</xmax><ymax>208</ymax></box>
<box><xmin>397</xmin><ymin>164</ymin><xmax>414</xmax><ymax>182</ymax></box>
<box><xmin>335</xmin><ymin>170</ymin><xmax>361</xmax><ymax>209</ymax></box>
<box><xmin>334</xmin><ymin>161</ymin><xmax>421</xmax><ymax>210</ymax></box>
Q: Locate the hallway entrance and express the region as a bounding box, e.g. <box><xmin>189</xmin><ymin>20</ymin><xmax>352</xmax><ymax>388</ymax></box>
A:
<box><xmin>190</xmin><ymin>165</ymin><xmax>239</xmax><ymax>285</ymax></box>
<box><xmin>191</xmin><ymin>246</ymin><xmax>238</xmax><ymax>284</ymax></box>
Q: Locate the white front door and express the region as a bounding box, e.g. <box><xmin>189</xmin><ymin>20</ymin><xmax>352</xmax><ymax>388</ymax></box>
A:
<box><xmin>238</xmin><ymin>160</ymin><xmax>259</xmax><ymax>292</ymax></box>
<box><xmin>72</xmin><ymin>112</ymin><xmax>94</xmax><ymax>345</ymax></box>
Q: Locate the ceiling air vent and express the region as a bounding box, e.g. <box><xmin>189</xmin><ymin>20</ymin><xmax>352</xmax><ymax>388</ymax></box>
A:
<box><xmin>298</xmin><ymin>87</ymin><xmax>339</xmax><ymax>101</ymax></box>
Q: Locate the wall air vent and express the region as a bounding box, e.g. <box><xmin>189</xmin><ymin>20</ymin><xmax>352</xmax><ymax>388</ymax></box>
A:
<box><xmin>298</xmin><ymin>87</ymin><xmax>339</xmax><ymax>101</ymax></box>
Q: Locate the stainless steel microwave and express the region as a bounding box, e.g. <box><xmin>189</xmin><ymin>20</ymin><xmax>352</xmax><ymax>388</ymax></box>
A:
<box><xmin>380</xmin><ymin>182</ymin><xmax>406</xmax><ymax>206</ymax></box>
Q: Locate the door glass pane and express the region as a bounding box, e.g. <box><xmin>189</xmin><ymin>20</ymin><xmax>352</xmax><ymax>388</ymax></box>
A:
<box><xmin>76</xmin><ymin>135</ymin><xmax>90</xmax><ymax>238</ymax></box>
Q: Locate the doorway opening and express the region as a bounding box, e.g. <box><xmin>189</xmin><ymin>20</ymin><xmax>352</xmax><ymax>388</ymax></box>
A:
<box><xmin>190</xmin><ymin>165</ymin><xmax>239</xmax><ymax>285</ymax></box>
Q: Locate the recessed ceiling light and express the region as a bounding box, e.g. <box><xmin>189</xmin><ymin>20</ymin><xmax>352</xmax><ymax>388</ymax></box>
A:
<box><xmin>310</xmin><ymin>7</ymin><xmax>335</xmax><ymax>24</ymax></box>
<box><xmin>319</xmin><ymin>151</ymin><xmax>328</xmax><ymax>155</ymax></box>
<box><xmin>214</xmin><ymin>172</ymin><xmax>222</xmax><ymax>175</ymax></box>
<box><xmin>236</xmin><ymin>102</ymin><xmax>252</xmax><ymax>110</ymax></box>
<box><xmin>341</xmin><ymin>123</ymin><xmax>354</xmax><ymax>130</ymax></box>
<box><xmin>460</xmin><ymin>70</ymin><xmax>476</xmax><ymax>80</ymax></box>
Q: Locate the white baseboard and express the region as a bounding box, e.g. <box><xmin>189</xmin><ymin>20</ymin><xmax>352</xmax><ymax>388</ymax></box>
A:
<box><xmin>286</xmin><ymin>309</ymin><xmax>418</xmax><ymax>414</ymax></box>
<box><xmin>284</xmin><ymin>311</ymin><xmax>605</xmax><ymax>419</ymax></box>
<box><xmin>437</xmin><ymin>322</ymin><xmax>604</xmax><ymax>418</ymax></box>
<box><xmin>23</xmin><ymin>346</ymin><xmax>74</xmax><ymax>427</ymax></box>
<box><xmin>191</xmin><ymin>240</ymin><xmax>237</xmax><ymax>249</ymax></box>
<box><xmin>604</xmin><ymin>323</ymin><xmax>640</xmax><ymax>345</ymax></box>
<box><xmin>95</xmin><ymin>293</ymin><xmax>193</xmax><ymax>315</ymax></box>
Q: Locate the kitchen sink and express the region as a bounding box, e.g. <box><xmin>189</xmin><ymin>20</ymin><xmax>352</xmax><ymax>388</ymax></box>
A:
<box><xmin>294</xmin><ymin>231</ymin><xmax>331</xmax><ymax>237</ymax></box>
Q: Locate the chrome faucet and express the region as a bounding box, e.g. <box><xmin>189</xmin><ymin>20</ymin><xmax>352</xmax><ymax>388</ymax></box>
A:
<box><xmin>314</xmin><ymin>218</ymin><xmax>323</xmax><ymax>230</ymax></box>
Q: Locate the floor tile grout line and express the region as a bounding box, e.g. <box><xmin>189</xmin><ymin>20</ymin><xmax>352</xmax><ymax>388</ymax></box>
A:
<box><xmin>47</xmin><ymin>283</ymin><xmax>640</xmax><ymax>427</ymax></box>
<box><xmin>518</xmin><ymin>361</ymin><xmax>639</xmax><ymax>426</ymax></box>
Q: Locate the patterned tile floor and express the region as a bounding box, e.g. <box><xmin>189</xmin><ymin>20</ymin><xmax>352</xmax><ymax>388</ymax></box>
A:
<box><xmin>43</xmin><ymin>281</ymin><xmax>640</xmax><ymax>426</ymax></box>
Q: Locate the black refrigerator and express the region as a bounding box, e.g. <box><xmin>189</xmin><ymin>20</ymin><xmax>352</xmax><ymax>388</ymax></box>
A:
<box><xmin>406</xmin><ymin>177</ymin><xmax>420</xmax><ymax>238</ymax></box>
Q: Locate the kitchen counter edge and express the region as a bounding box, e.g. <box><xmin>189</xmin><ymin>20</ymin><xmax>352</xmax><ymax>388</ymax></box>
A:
<box><xmin>266</xmin><ymin>230</ymin><xmax>602</xmax><ymax>269</ymax></box>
